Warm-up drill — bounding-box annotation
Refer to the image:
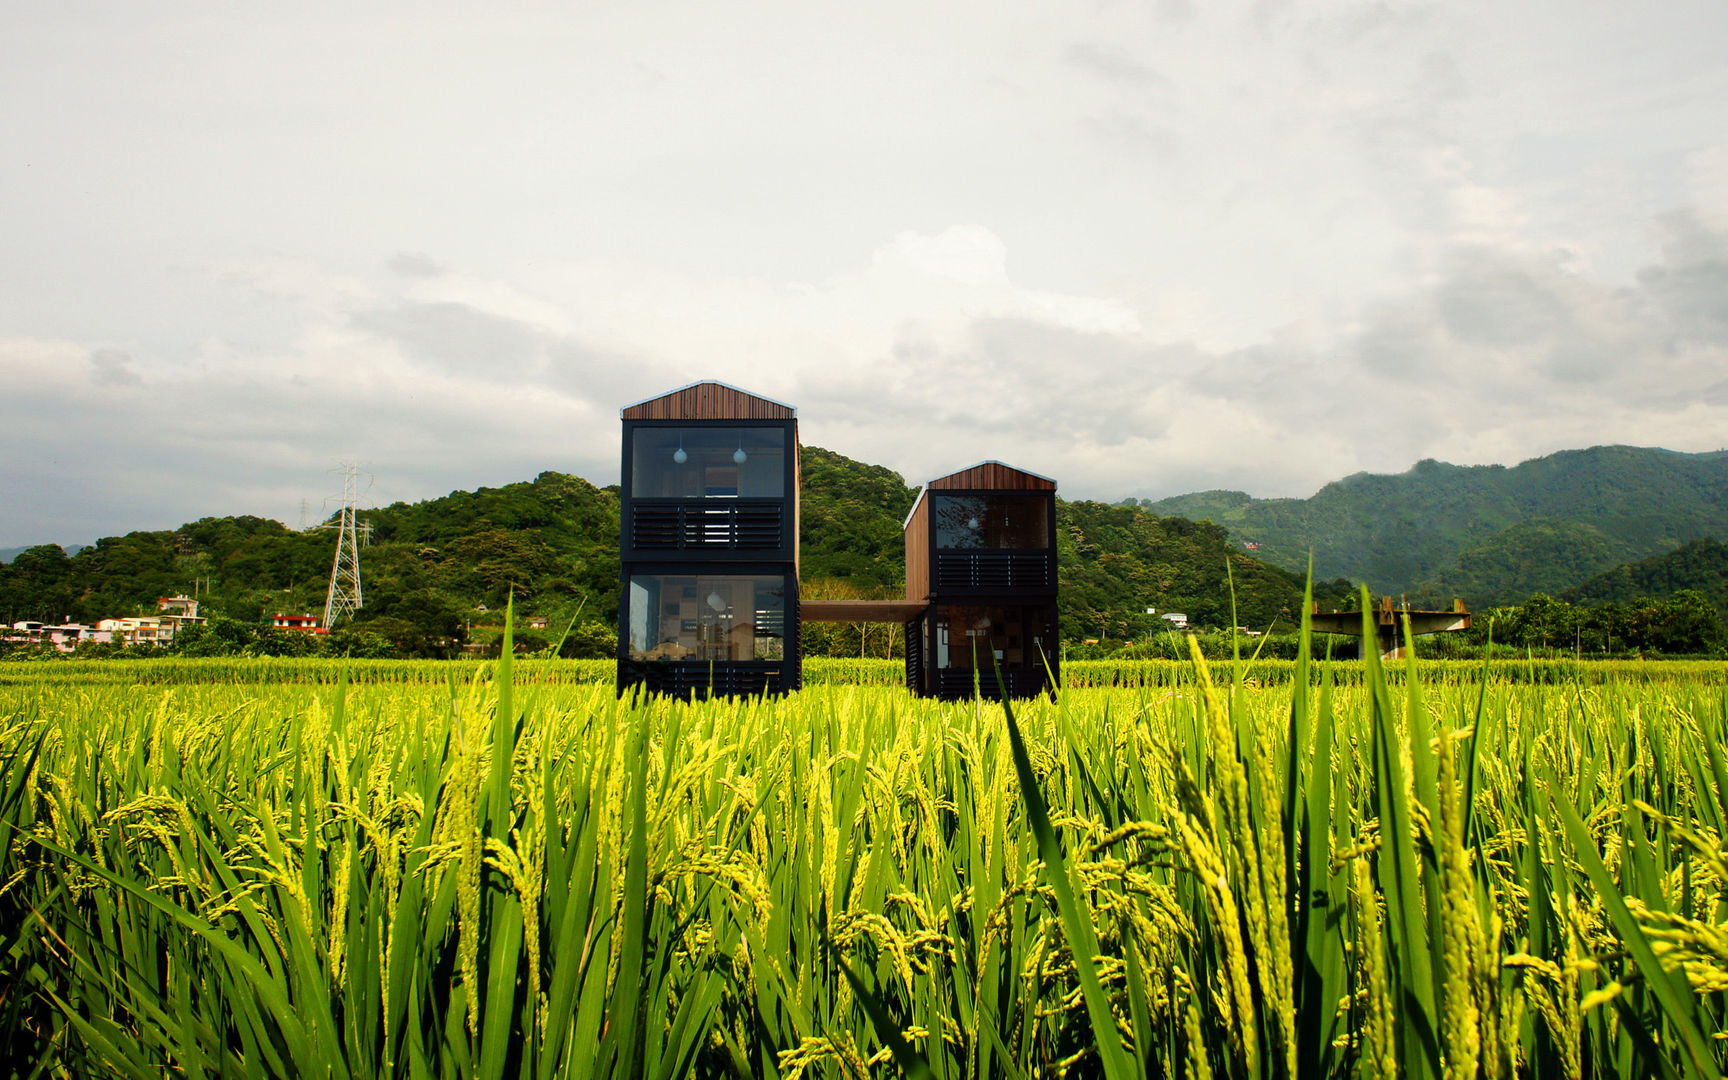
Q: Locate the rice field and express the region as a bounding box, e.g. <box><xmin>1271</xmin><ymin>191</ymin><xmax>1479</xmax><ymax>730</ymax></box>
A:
<box><xmin>4</xmin><ymin>620</ymin><xmax>1728</xmax><ymax>1078</ymax></box>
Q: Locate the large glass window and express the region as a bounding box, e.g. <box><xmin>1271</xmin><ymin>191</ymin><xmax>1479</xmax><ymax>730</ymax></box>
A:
<box><xmin>627</xmin><ymin>574</ymin><xmax>789</xmax><ymax>662</ymax></box>
<box><xmin>632</xmin><ymin>427</ymin><xmax>786</xmax><ymax>498</ymax></box>
<box><xmin>933</xmin><ymin>494</ymin><xmax>1049</xmax><ymax>549</ymax></box>
<box><xmin>933</xmin><ymin>605</ymin><xmax>1053</xmax><ymax>669</ymax></box>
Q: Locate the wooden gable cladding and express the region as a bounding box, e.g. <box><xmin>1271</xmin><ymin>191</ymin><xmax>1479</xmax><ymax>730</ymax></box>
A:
<box><xmin>621</xmin><ymin>381</ymin><xmax>796</xmax><ymax>421</ymax></box>
<box><xmin>904</xmin><ymin>493</ymin><xmax>931</xmax><ymax>601</ymax></box>
<box><xmin>926</xmin><ymin>461</ymin><xmax>1055</xmax><ymax>492</ymax></box>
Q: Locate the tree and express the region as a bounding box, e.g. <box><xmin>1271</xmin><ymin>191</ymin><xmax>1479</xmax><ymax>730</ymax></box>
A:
<box><xmin>1510</xmin><ymin>594</ymin><xmax>1574</xmax><ymax>650</ymax></box>
<box><xmin>0</xmin><ymin>545</ymin><xmax>77</xmax><ymax>624</ymax></box>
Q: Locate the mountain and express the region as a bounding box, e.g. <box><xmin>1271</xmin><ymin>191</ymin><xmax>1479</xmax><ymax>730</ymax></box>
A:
<box><xmin>0</xmin><ymin>544</ymin><xmax>82</xmax><ymax>564</ymax></box>
<box><xmin>797</xmin><ymin>446</ymin><xmax>920</xmax><ymax>588</ymax></box>
<box><xmin>1414</xmin><ymin>518</ymin><xmax>1641</xmax><ymax>608</ymax></box>
<box><xmin>0</xmin><ymin>449</ymin><xmax>1332</xmax><ymax>651</ymax></box>
<box><xmin>0</xmin><ymin>475</ymin><xmax>622</xmax><ymax>643</ymax></box>
<box><xmin>1136</xmin><ymin>446</ymin><xmax>1728</xmax><ymax>602</ymax></box>
<box><xmin>1565</xmin><ymin>537</ymin><xmax>1728</xmax><ymax>616</ymax></box>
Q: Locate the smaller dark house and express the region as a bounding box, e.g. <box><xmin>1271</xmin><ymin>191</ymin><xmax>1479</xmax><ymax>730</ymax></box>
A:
<box><xmin>616</xmin><ymin>382</ymin><xmax>801</xmax><ymax>698</ymax></box>
<box><xmin>902</xmin><ymin>462</ymin><xmax>1059</xmax><ymax>699</ymax></box>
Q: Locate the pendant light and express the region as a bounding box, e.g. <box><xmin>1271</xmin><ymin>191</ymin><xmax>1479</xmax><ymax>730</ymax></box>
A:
<box><xmin>673</xmin><ymin>435</ymin><xmax>687</xmax><ymax>464</ymax></box>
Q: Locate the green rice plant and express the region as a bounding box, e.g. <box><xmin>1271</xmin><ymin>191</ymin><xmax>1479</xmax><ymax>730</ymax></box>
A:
<box><xmin>5</xmin><ymin>612</ymin><xmax>1728</xmax><ymax>1077</ymax></box>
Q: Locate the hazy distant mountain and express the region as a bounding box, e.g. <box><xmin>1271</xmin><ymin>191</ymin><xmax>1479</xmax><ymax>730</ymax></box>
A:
<box><xmin>1135</xmin><ymin>446</ymin><xmax>1728</xmax><ymax>601</ymax></box>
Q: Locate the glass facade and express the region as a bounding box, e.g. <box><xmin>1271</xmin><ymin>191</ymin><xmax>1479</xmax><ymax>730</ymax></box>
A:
<box><xmin>626</xmin><ymin>574</ymin><xmax>789</xmax><ymax>662</ymax></box>
<box><xmin>932</xmin><ymin>605</ymin><xmax>1054</xmax><ymax>670</ymax></box>
<box><xmin>632</xmin><ymin>427</ymin><xmax>786</xmax><ymax>499</ymax></box>
<box><xmin>932</xmin><ymin>494</ymin><xmax>1049</xmax><ymax>549</ymax></box>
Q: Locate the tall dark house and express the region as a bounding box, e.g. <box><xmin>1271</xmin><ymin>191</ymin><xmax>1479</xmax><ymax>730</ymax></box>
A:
<box><xmin>902</xmin><ymin>462</ymin><xmax>1059</xmax><ymax>699</ymax></box>
<box><xmin>616</xmin><ymin>382</ymin><xmax>801</xmax><ymax>698</ymax></box>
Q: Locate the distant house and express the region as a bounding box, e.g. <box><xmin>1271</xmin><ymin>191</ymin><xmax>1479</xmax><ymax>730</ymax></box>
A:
<box><xmin>6</xmin><ymin>620</ymin><xmax>111</xmax><ymax>651</ymax></box>
<box><xmin>270</xmin><ymin>613</ymin><xmax>326</xmax><ymax>634</ymax></box>
<box><xmin>157</xmin><ymin>595</ymin><xmax>200</xmax><ymax>618</ymax></box>
<box><xmin>154</xmin><ymin>596</ymin><xmax>207</xmax><ymax>638</ymax></box>
<box><xmin>98</xmin><ymin>617</ymin><xmax>175</xmax><ymax>646</ymax></box>
<box><xmin>1160</xmin><ymin>612</ymin><xmax>1190</xmax><ymax>629</ymax></box>
<box><xmin>526</xmin><ymin>615</ymin><xmax>550</xmax><ymax>631</ymax></box>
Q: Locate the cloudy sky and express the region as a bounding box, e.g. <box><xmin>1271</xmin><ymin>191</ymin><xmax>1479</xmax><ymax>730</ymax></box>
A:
<box><xmin>4</xmin><ymin>1</ymin><xmax>1727</xmax><ymax>547</ymax></box>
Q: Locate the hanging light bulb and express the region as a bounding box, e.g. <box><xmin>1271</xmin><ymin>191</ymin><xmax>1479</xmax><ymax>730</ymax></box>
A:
<box><xmin>672</xmin><ymin>435</ymin><xmax>687</xmax><ymax>464</ymax></box>
<box><xmin>733</xmin><ymin>436</ymin><xmax>747</xmax><ymax>465</ymax></box>
<box><xmin>967</xmin><ymin>516</ymin><xmax>980</xmax><ymax>530</ymax></box>
<box><xmin>706</xmin><ymin>590</ymin><xmax>727</xmax><ymax>613</ymax></box>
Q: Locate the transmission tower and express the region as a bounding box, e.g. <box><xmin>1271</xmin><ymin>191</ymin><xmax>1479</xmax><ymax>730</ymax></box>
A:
<box><xmin>322</xmin><ymin>461</ymin><xmax>370</xmax><ymax>628</ymax></box>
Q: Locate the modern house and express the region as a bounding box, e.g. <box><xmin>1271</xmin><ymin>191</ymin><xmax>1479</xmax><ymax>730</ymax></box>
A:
<box><xmin>616</xmin><ymin>382</ymin><xmax>802</xmax><ymax>698</ymax></box>
<box><xmin>901</xmin><ymin>462</ymin><xmax>1060</xmax><ymax>699</ymax></box>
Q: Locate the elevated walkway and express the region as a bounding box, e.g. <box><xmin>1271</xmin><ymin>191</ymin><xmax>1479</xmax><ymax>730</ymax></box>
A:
<box><xmin>802</xmin><ymin>600</ymin><xmax>929</xmax><ymax>623</ymax></box>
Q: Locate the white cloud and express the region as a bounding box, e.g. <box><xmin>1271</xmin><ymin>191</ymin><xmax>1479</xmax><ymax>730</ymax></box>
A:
<box><xmin>3</xmin><ymin>1</ymin><xmax>1727</xmax><ymax>544</ymax></box>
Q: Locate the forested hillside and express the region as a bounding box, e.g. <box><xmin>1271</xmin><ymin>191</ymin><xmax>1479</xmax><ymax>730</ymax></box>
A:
<box><xmin>1411</xmin><ymin>518</ymin><xmax>1640</xmax><ymax>608</ymax></box>
<box><xmin>0</xmin><ymin>472</ymin><xmax>621</xmax><ymax>654</ymax></box>
<box><xmin>1056</xmin><ymin>500</ymin><xmax>1354</xmax><ymax>638</ymax></box>
<box><xmin>1566</xmin><ymin>537</ymin><xmax>1728</xmax><ymax>616</ymax></box>
<box><xmin>1</xmin><ymin>449</ymin><xmax>1335</xmax><ymax>654</ymax></box>
<box><xmin>1137</xmin><ymin>445</ymin><xmax>1728</xmax><ymax>599</ymax></box>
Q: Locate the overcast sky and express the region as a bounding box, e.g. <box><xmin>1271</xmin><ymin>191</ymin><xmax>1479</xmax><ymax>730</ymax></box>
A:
<box><xmin>4</xmin><ymin>1</ymin><xmax>1727</xmax><ymax>547</ymax></box>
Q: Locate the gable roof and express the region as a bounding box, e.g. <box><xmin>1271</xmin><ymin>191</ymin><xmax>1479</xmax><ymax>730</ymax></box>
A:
<box><xmin>926</xmin><ymin>460</ymin><xmax>1056</xmax><ymax>491</ymax></box>
<box><xmin>620</xmin><ymin>380</ymin><xmax>796</xmax><ymax>420</ymax></box>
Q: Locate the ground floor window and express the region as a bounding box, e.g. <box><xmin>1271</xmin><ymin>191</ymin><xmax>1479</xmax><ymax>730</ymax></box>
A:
<box><xmin>626</xmin><ymin>574</ymin><xmax>789</xmax><ymax>662</ymax></box>
<box><xmin>933</xmin><ymin>605</ymin><xmax>1054</xmax><ymax>670</ymax></box>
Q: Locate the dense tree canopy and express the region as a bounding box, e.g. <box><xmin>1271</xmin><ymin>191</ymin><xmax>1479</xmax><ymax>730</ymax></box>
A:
<box><xmin>2</xmin><ymin>451</ymin><xmax>1369</xmax><ymax>658</ymax></box>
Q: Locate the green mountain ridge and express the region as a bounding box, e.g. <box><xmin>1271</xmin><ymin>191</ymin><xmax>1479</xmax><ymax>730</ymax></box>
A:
<box><xmin>1</xmin><ymin>448</ymin><xmax>1337</xmax><ymax>653</ymax></box>
<box><xmin>1137</xmin><ymin>445</ymin><xmax>1728</xmax><ymax>603</ymax></box>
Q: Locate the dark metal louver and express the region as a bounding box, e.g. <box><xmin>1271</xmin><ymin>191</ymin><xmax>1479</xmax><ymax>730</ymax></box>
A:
<box><xmin>934</xmin><ymin>552</ymin><xmax>1051</xmax><ymax>589</ymax></box>
<box><xmin>630</xmin><ymin>502</ymin><xmax>784</xmax><ymax>550</ymax></box>
<box><xmin>628</xmin><ymin>662</ymin><xmax>783</xmax><ymax>699</ymax></box>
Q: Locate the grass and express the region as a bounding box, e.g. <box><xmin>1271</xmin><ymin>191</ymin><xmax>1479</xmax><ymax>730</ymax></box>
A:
<box><xmin>4</xmin><ymin>624</ymin><xmax>1728</xmax><ymax>1076</ymax></box>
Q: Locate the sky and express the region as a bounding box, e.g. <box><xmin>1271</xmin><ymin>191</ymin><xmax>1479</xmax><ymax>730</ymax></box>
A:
<box><xmin>4</xmin><ymin>1</ymin><xmax>1728</xmax><ymax>548</ymax></box>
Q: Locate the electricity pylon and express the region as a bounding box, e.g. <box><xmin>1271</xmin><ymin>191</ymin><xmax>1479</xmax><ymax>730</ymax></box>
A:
<box><xmin>322</xmin><ymin>462</ymin><xmax>369</xmax><ymax>628</ymax></box>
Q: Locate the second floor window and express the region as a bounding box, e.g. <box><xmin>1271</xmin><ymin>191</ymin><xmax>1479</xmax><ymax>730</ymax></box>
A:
<box><xmin>632</xmin><ymin>427</ymin><xmax>786</xmax><ymax>498</ymax></box>
<box><xmin>933</xmin><ymin>494</ymin><xmax>1050</xmax><ymax>549</ymax></box>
